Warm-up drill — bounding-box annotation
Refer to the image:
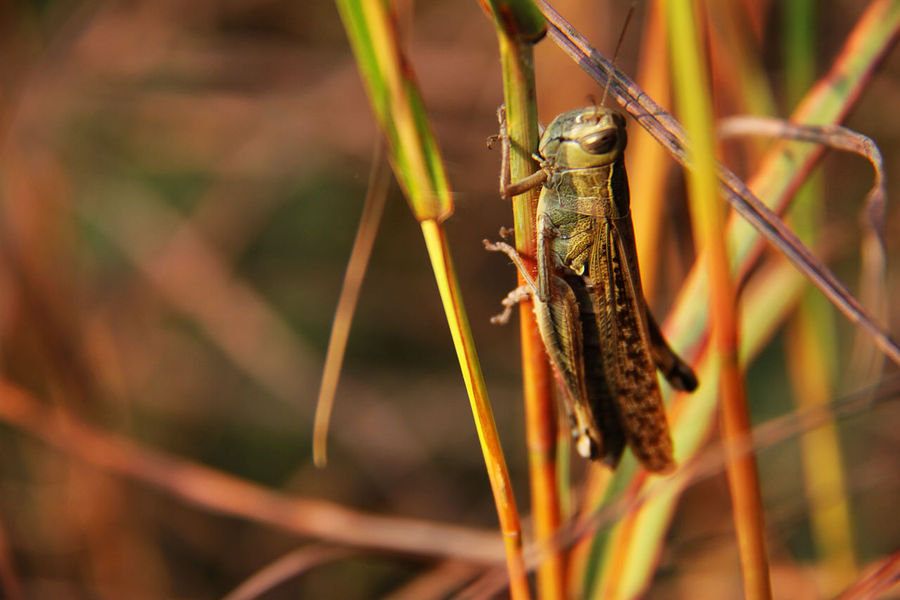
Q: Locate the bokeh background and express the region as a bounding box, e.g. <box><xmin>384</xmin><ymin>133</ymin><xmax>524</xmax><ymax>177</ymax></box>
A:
<box><xmin>0</xmin><ymin>0</ymin><xmax>898</xmax><ymax>598</ymax></box>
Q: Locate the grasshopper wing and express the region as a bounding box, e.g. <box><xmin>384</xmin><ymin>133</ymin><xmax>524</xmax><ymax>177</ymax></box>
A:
<box><xmin>594</xmin><ymin>217</ymin><xmax>675</xmax><ymax>473</ymax></box>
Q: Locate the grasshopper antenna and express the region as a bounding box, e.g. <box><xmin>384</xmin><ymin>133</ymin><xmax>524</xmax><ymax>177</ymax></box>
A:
<box><xmin>587</xmin><ymin>93</ymin><xmax>600</xmax><ymax>122</ymax></box>
<box><xmin>599</xmin><ymin>1</ymin><xmax>638</xmax><ymax>107</ymax></box>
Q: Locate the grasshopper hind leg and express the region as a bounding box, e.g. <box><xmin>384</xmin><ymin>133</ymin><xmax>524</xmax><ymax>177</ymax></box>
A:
<box><xmin>490</xmin><ymin>285</ymin><xmax>531</xmax><ymax>325</ymax></box>
<box><xmin>536</xmin><ymin>273</ymin><xmax>625</xmax><ymax>464</ymax></box>
<box><xmin>484</xmin><ymin>239</ymin><xmax>624</xmax><ymax>465</ymax></box>
<box><xmin>644</xmin><ymin>304</ymin><xmax>698</xmax><ymax>392</ymax></box>
<box><xmin>566</xmin><ymin>273</ymin><xmax>626</xmax><ymax>466</ymax></box>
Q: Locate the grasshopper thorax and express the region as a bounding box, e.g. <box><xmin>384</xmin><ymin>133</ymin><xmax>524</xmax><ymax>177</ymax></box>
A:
<box><xmin>538</xmin><ymin>107</ymin><xmax>627</xmax><ymax>171</ymax></box>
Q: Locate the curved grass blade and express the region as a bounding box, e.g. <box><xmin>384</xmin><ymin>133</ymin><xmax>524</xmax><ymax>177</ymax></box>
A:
<box><xmin>0</xmin><ymin>378</ymin><xmax>507</xmax><ymax>562</ymax></box>
<box><xmin>312</xmin><ymin>142</ymin><xmax>391</xmax><ymax>468</ymax></box>
<box><xmin>719</xmin><ymin>115</ymin><xmax>889</xmax><ymax>385</ymax></box>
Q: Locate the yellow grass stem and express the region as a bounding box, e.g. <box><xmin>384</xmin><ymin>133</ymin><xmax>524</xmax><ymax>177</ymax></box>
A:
<box><xmin>585</xmin><ymin>2</ymin><xmax>897</xmax><ymax>585</ymax></box>
<box><xmin>787</xmin><ymin>312</ymin><xmax>858</xmax><ymax>591</ymax></box>
<box><xmin>665</xmin><ymin>2</ymin><xmax>772</xmax><ymax>599</ymax></box>
<box><xmin>420</xmin><ymin>221</ymin><xmax>530</xmax><ymax>600</ymax></box>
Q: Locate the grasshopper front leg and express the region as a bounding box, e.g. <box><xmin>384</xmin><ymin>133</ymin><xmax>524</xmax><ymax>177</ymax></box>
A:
<box><xmin>494</xmin><ymin>106</ymin><xmax>548</xmax><ymax>200</ymax></box>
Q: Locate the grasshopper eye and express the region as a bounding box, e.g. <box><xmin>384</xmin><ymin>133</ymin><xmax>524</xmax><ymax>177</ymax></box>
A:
<box><xmin>578</xmin><ymin>130</ymin><xmax>617</xmax><ymax>154</ymax></box>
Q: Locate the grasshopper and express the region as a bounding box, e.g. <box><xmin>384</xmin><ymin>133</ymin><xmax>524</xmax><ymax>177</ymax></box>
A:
<box><xmin>487</xmin><ymin>106</ymin><xmax>697</xmax><ymax>473</ymax></box>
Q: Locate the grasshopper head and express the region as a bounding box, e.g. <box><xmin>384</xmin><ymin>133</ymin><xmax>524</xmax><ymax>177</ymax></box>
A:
<box><xmin>539</xmin><ymin>107</ymin><xmax>627</xmax><ymax>169</ymax></box>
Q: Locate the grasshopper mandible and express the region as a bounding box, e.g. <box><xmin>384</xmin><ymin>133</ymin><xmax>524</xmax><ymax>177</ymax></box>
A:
<box><xmin>487</xmin><ymin>106</ymin><xmax>698</xmax><ymax>473</ymax></box>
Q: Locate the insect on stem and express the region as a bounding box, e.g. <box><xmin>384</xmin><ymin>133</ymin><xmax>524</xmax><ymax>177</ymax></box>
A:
<box><xmin>489</xmin><ymin>103</ymin><xmax>698</xmax><ymax>472</ymax></box>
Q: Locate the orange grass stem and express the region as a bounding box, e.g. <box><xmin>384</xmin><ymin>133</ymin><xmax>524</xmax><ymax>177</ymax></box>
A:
<box><xmin>665</xmin><ymin>1</ymin><xmax>772</xmax><ymax>598</ymax></box>
<box><xmin>485</xmin><ymin>1</ymin><xmax>563</xmax><ymax>597</ymax></box>
<box><xmin>501</xmin><ymin>50</ymin><xmax>563</xmax><ymax>600</ymax></box>
<box><xmin>629</xmin><ymin>0</ymin><xmax>671</xmax><ymax>303</ymax></box>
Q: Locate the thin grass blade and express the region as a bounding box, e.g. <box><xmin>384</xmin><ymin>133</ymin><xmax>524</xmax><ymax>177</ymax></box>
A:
<box><xmin>666</xmin><ymin>1</ymin><xmax>771</xmax><ymax>598</ymax></box>
<box><xmin>312</xmin><ymin>142</ymin><xmax>390</xmax><ymax>467</ymax></box>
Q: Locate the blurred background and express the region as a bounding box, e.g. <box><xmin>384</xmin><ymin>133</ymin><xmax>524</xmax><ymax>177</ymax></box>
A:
<box><xmin>0</xmin><ymin>0</ymin><xmax>897</xmax><ymax>598</ymax></box>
